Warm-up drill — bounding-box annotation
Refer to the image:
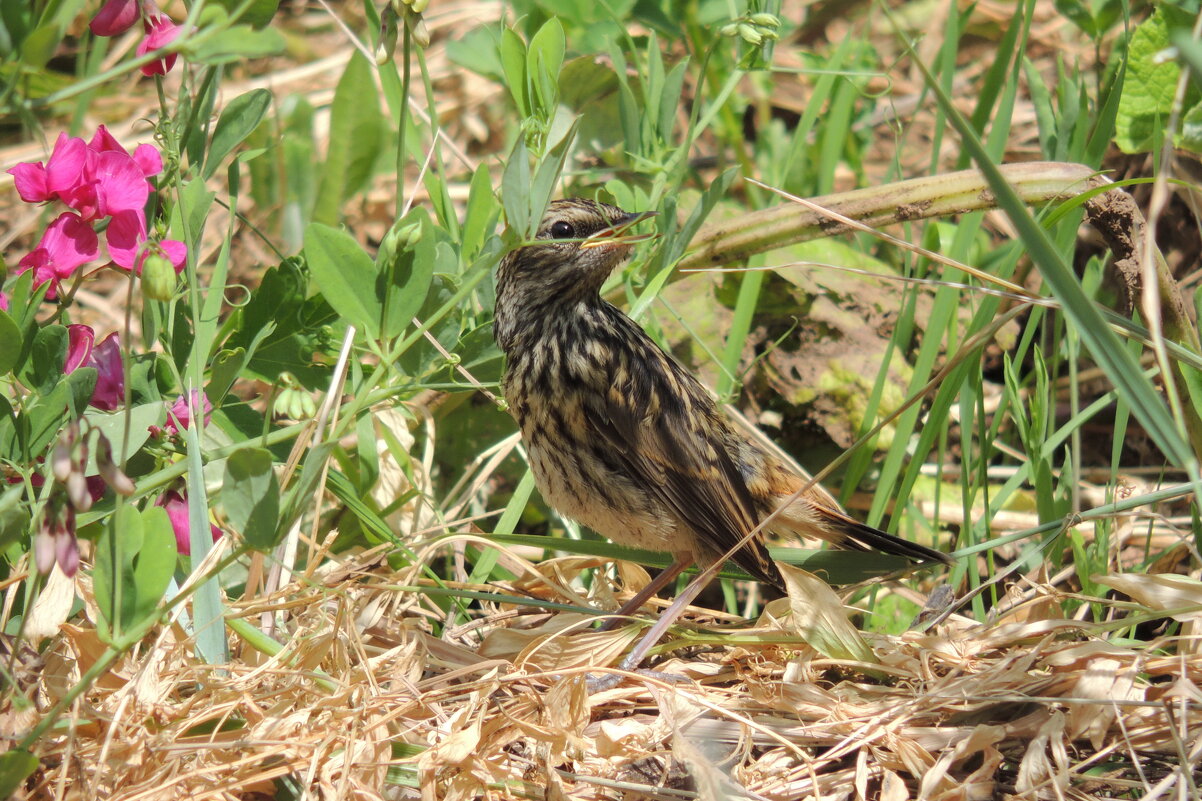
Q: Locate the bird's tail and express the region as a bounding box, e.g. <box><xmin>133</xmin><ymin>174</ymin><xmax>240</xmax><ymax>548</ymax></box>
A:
<box><xmin>779</xmin><ymin>501</ymin><xmax>955</xmax><ymax>566</ymax></box>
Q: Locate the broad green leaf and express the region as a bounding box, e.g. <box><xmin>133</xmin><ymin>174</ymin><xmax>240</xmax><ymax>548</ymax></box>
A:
<box><xmin>313</xmin><ymin>52</ymin><xmax>385</xmax><ymax>225</ymax></box>
<box><xmin>0</xmin><ymin>485</ymin><xmax>29</xmax><ymax>552</ymax></box>
<box><xmin>208</xmin><ymin>348</ymin><xmax>246</xmax><ymax>402</ymax></box>
<box><xmin>83</xmin><ymin>403</ymin><xmax>165</xmax><ymax>471</ymax></box>
<box><xmin>501</xmin><ymin>138</ymin><xmax>532</xmax><ymax>238</ymax></box>
<box><xmin>304</xmin><ymin>223</ymin><xmax>381</xmax><ymax>338</ymax></box>
<box><xmin>1115</xmin><ymin>11</ymin><xmax>1179</xmax><ymax>153</ymax></box>
<box><xmin>210</xmin><ymin>0</ymin><xmax>280</xmax><ymax>27</ymax></box>
<box><xmin>189</xmin><ymin>24</ymin><xmax>285</xmax><ymax>64</ymax></box>
<box><xmin>204</xmin><ymin>88</ymin><xmax>272</xmax><ymax>179</ymax></box>
<box><xmin>0</xmin><ymin>310</ymin><xmax>20</xmax><ymax>374</ymax></box>
<box><xmin>131</xmin><ymin>507</ymin><xmax>177</xmax><ymax>627</ymax></box>
<box><xmin>527</xmin><ymin>17</ymin><xmax>565</xmax><ymax>114</ymax></box>
<box><xmin>0</xmin><ymin>749</ymin><xmax>38</xmax><ymax>798</ymax></box>
<box><xmin>94</xmin><ymin>504</ymin><xmax>142</xmax><ymax>642</ymax></box>
<box><xmin>24</xmin><ymin>381</ymin><xmax>71</xmax><ymax>458</ymax></box>
<box><xmin>498</xmin><ymin>27</ymin><xmax>529</xmax><ymax>117</ymax></box>
<box><xmin>381</xmin><ymin>218</ymin><xmax>437</xmax><ymax>338</ymax></box>
<box><xmin>21</xmin><ymin>325</ymin><xmax>67</xmax><ymax>395</ymax></box>
<box><xmin>222</xmin><ymin>447</ymin><xmax>280</xmax><ymax>551</ymax></box>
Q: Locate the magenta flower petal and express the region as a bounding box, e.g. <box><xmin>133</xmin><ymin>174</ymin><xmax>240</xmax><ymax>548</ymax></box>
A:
<box><xmin>90</xmin><ymin>0</ymin><xmax>139</xmax><ymax>36</ymax></box>
<box><xmin>87</xmin><ymin>333</ymin><xmax>124</xmax><ymax>411</ymax></box>
<box><xmin>137</xmin><ymin>15</ymin><xmax>180</xmax><ymax>76</ymax></box>
<box><xmin>159</xmin><ymin>239</ymin><xmax>187</xmax><ymax>273</ymax></box>
<box><xmin>94</xmin><ymin>150</ymin><xmax>149</xmax><ymax>217</ymax></box>
<box><xmin>42</xmin><ymin>213</ymin><xmax>100</xmax><ymax>279</ymax></box>
<box><xmin>65</xmin><ymin>324</ymin><xmax>96</xmax><ymax>373</ymax></box>
<box><xmin>45</xmin><ymin>134</ymin><xmax>89</xmax><ymax>199</ymax></box>
<box><xmin>132</xmin><ymin>144</ymin><xmax>163</xmax><ymax>177</ymax></box>
<box><xmin>164</xmin><ymin>390</ymin><xmax>212</xmax><ymax>435</ymax></box>
<box><xmin>8</xmin><ymin>162</ymin><xmax>50</xmax><ymax>203</ymax></box>
<box><xmin>157</xmin><ymin>490</ymin><xmax>221</xmax><ymax>556</ymax></box>
<box><xmin>105</xmin><ymin>209</ymin><xmax>148</xmax><ymax>269</ymax></box>
<box><xmin>17</xmin><ymin>213</ymin><xmax>100</xmax><ymax>294</ymax></box>
<box><xmin>88</xmin><ymin>125</ymin><xmax>123</xmax><ymax>154</ymax></box>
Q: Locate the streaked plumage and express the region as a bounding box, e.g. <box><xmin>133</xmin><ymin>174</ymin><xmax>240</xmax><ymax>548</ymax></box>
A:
<box><xmin>495</xmin><ymin>198</ymin><xmax>951</xmax><ymax>601</ymax></box>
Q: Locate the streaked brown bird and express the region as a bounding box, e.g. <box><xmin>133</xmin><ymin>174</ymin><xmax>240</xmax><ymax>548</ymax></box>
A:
<box><xmin>495</xmin><ymin>199</ymin><xmax>952</xmax><ymax>659</ymax></box>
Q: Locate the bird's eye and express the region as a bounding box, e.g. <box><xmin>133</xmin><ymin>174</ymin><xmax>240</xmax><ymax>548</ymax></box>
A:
<box><xmin>549</xmin><ymin>221</ymin><xmax>575</xmax><ymax>239</ymax></box>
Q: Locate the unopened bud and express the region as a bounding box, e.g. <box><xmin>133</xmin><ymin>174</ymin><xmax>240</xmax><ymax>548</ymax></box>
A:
<box><xmin>737</xmin><ymin>23</ymin><xmax>763</xmax><ymax>45</ymax></box>
<box><xmin>96</xmin><ymin>432</ymin><xmax>135</xmax><ymax>496</ymax></box>
<box><xmin>408</xmin><ymin>15</ymin><xmax>430</xmax><ymax>48</ymax></box>
<box><xmin>51</xmin><ymin>440</ymin><xmax>73</xmax><ymax>483</ymax></box>
<box><xmin>141</xmin><ymin>254</ymin><xmax>178</xmax><ymax>302</ymax></box>
<box><xmin>66</xmin><ymin>472</ymin><xmax>92</xmax><ymax>512</ymax></box>
<box><xmin>748</xmin><ymin>13</ymin><xmax>781</xmax><ymax>28</ymax></box>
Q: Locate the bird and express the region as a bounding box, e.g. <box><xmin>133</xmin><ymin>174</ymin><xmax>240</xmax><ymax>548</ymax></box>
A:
<box><xmin>494</xmin><ymin>198</ymin><xmax>952</xmax><ymax>668</ymax></box>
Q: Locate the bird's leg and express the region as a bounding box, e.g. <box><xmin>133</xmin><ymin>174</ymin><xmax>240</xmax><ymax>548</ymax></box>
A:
<box><xmin>588</xmin><ymin>559</ymin><xmax>710</xmax><ymax>692</ymax></box>
<box><xmin>596</xmin><ymin>556</ymin><xmax>692</xmax><ymax>632</ymax></box>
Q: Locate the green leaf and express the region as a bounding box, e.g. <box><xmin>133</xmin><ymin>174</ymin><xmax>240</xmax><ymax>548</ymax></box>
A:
<box><xmin>380</xmin><ymin>218</ymin><xmax>437</xmax><ymax>338</ymax></box>
<box><xmin>1115</xmin><ymin>11</ymin><xmax>1178</xmax><ymax>153</ymax></box>
<box><xmin>210</xmin><ymin>0</ymin><xmax>280</xmax><ymax>27</ymax></box>
<box><xmin>0</xmin><ymin>749</ymin><xmax>38</xmax><ymax>798</ymax></box>
<box><xmin>526</xmin><ymin>17</ymin><xmax>565</xmax><ymax>114</ymax></box>
<box><xmin>94</xmin><ymin>505</ymin><xmax>141</xmax><ymax>642</ymax></box>
<box><xmin>0</xmin><ymin>310</ymin><xmax>21</xmax><ymax>374</ymax></box>
<box><xmin>222</xmin><ymin>448</ymin><xmax>280</xmax><ymax>551</ymax></box>
<box><xmin>208</xmin><ymin>348</ymin><xmax>246</xmax><ymax>402</ymax></box>
<box><xmin>0</xmin><ymin>485</ymin><xmax>29</xmax><ymax>552</ymax></box>
<box><xmin>313</xmin><ymin>52</ymin><xmax>385</xmax><ymax>225</ymax></box>
<box><xmin>21</xmin><ymin>325</ymin><xmax>67</xmax><ymax>394</ymax></box>
<box><xmin>24</xmin><ymin>381</ymin><xmax>71</xmax><ymax>458</ymax></box>
<box><xmin>501</xmin><ymin>137</ymin><xmax>532</xmax><ymax>238</ymax></box>
<box><xmin>189</xmin><ymin>24</ymin><xmax>285</xmax><ymax>64</ymax></box>
<box><xmin>498</xmin><ymin>27</ymin><xmax>529</xmax><ymax>117</ymax></box>
<box><xmin>83</xmin><ymin>403</ymin><xmax>164</xmax><ymax>471</ymax></box>
<box><xmin>130</xmin><ymin>507</ymin><xmax>177</xmax><ymax>627</ymax></box>
<box><xmin>304</xmin><ymin>223</ymin><xmax>381</xmax><ymax>338</ymax></box>
<box><xmin>204</xmin><ymin>88</ymin><xmax>272</xmax><ymax>180</ymax></box>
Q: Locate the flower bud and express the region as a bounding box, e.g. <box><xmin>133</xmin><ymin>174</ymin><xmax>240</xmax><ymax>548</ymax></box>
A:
<box><xmin>748</xmin><ymin>13</ymin><xmax>781</xmax><ymax>28</ymax></box>
<box><xmin>96</xmin><ymin>432</ymin><xmax>136</xmax><ymax>496</ymax></box>
<box><xmin>738</xmin><ymin>23</ymin><xmax>763</xmax><ymax>45</ymax></box>
<box><xmin>141</xmin><ymin>253</ymin><xmax>177</xmax><ymax>301</ymax></box>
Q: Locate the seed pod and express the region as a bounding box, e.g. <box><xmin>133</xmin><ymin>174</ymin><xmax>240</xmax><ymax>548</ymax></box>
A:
<box><xmin>141</xmin><ymin>253</ymin><xmax>177</xmax><ymax>302</ymax></box>
<box><xmin>737</xmin><ymin>23</ymin><xmax>763</xmax><ymax>45</ymax></box>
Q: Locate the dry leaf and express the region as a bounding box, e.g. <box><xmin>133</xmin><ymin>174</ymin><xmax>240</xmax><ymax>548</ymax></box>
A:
<box><xmin>775</xmin><ymin>563</ymin><xmax>876</xmax><ymax>663</ymax></box>
<box><xmin>1093</xmin><ymin>572</ymin><xmax>1202</xmax><ymax>622</ymax></box>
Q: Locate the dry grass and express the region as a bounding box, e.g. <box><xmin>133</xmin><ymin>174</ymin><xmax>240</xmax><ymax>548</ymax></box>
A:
<box><xmin>3</xmin><ymin>1</ymin><xmax>1202</xmax><ymax>799</ymax></box>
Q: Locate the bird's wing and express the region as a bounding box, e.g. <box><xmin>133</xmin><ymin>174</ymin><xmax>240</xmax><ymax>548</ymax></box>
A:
<box><xmin>580</xmin><ymin>348</ymin><xmax>782</xmax><ymax>588</ymax></box>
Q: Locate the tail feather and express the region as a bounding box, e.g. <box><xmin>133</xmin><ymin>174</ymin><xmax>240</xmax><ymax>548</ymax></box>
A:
<box><xmin>781</xmin><ymin>501</ymin><xmax>955</xmax><ymax>566</ymax></box>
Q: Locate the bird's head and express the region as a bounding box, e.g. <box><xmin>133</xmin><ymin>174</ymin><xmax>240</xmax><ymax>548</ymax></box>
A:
<box><xmin>497</xmin><ymin>199</ymin><xmax>656</xmax><ymax>301</ymax></box>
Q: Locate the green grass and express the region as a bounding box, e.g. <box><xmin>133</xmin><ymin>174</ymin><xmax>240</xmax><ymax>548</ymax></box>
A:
<box><xmin>1</xmin><ymin>1</ymin><xmax>1201</xmax><ymax>790</ymax></box>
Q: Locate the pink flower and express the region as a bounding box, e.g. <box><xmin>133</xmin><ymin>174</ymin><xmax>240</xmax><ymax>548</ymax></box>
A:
<box><xmin>89</xmin><ymin>0</ymin><xmax>139</xmax><ymax>36</ymax></box>
<box><xmin>90</xmin><ymin>126</ymin><xmax>163</xmax><ymax>177</ymax></box>
<box><xmin>93</xmin><ymin>150</ymin><xmax>150</xmax><ymax>217</ymax></box>
<box><xmin>64</xmin><ymin>327</ymin><xmax>124</xmax><ymax>410</ymax></box>
<box><xmin>87</xmin><ymin>333</ymin><xmax>125</xmax><ymax>410</ymax></box>
<box><xmin>35</xmin><ymin>506</ymin><xmax>79</xmax><ymax>576</ymax></box>
<box><xmin>157</xmin><ymin>490</ymin><xmax>222</xmax><ymax>555</ymax></box>
<box><xmin>65</xmin><ymin>324</ymin><xmax>95</xmax><ymax>373</ymax></box>
<box><xmin>16</xmin><ymin>213</ymin><xmax>100</xmax><ymax>295</ymax></box>
<box><xmin>106</xmin><ymin>210</ymin><xmax>186</xmax><ymax>273</ymax></box>
<box><xmin>138</xmin><ymin>14</ymin><xmax>180</xmax><ymax>76</ymax></box>
<box><xmin>163</xmin><ymin>391</ymin><xmax>211</xmax><ymax>435</ymax></box>
<box><xmin>0</xmin><ymin>293</ymin><xmax>9</xmax><ymax>312</ymax></box>
<box><xmin>8</xmin><ymin>134</ymin><xmax>92</xmax><ymax>211</ymax></box>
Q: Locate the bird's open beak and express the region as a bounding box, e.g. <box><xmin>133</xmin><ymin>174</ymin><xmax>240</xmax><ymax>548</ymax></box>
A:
<box><xmin>579</xmin><ymin>210</ymin><xmax>659</xmax><ymax>249</ymax></box>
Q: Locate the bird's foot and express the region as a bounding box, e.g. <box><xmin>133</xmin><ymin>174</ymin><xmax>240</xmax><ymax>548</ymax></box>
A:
<box><xmin>586</xmin><ymin>666</ymin><xmax>692</xmax><ymax>693</ymax></box>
